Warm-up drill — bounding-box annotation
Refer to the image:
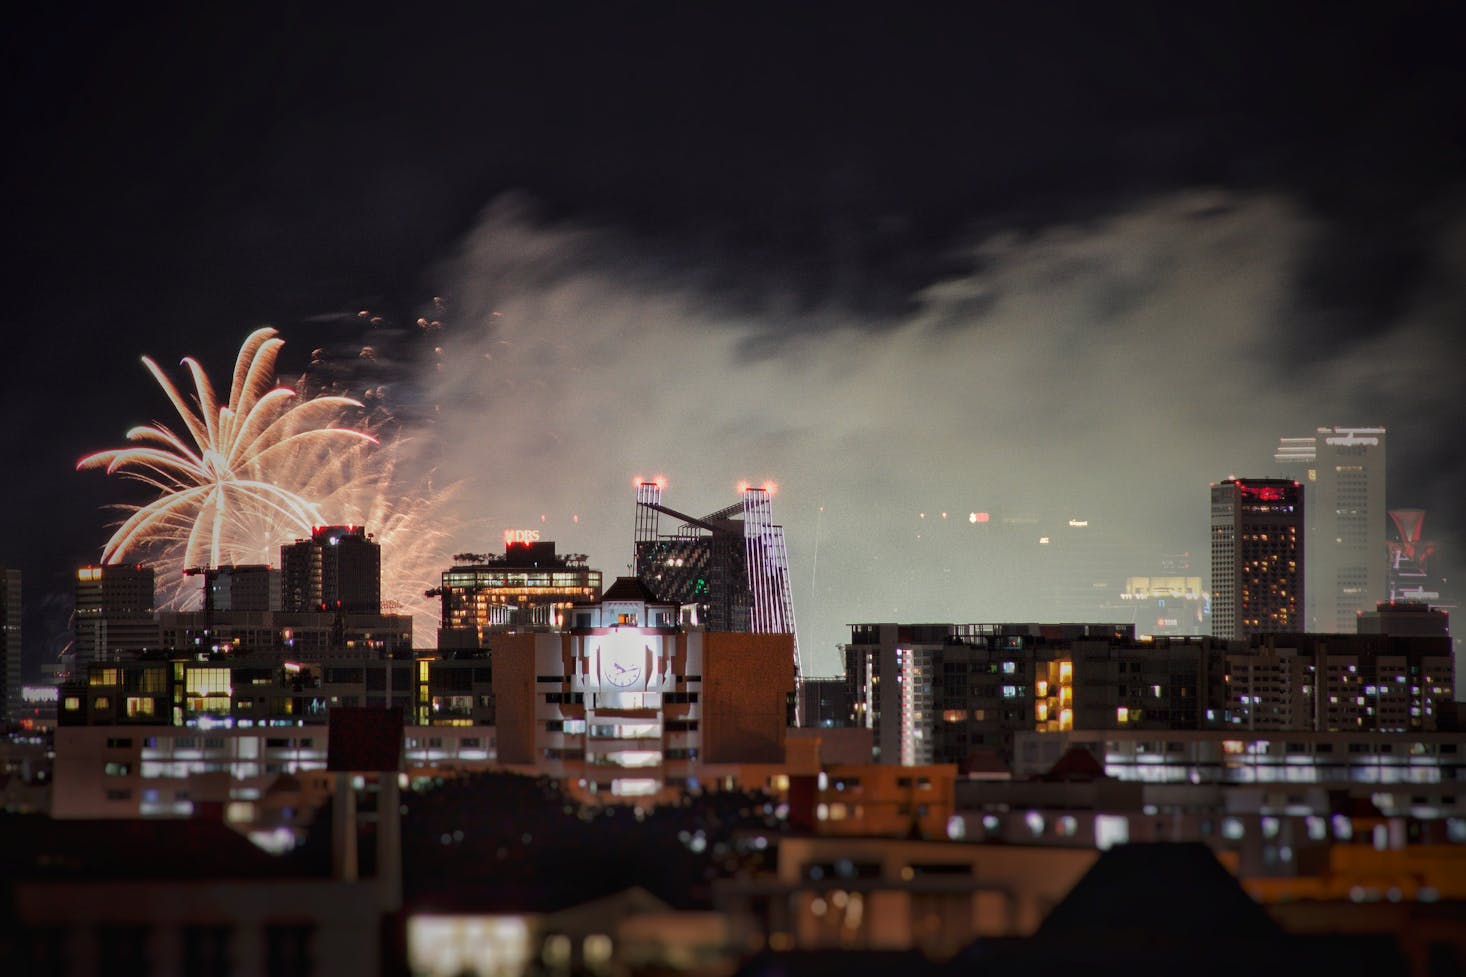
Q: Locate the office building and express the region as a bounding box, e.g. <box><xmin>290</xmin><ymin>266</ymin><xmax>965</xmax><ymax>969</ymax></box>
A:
<box><xmin>1210</xmin><ymin>478</ymin><xmax>1304</xmax><ymax>639</ymax></box>
<box><xmin>191</xmin><ymin>563</ymin><xmax>280</xmax><ymax>613</ymax></box>
<box><xmin>74</xmin><ymin>563</ymin><xmax>159</xmax><ymax>666</ymax></box>
<box><xmin>1029</xmin><ymin>516</ymin><xmax>1140</xmax><ymax>624</ymax></box>
<box><xmin>432</xmin><ymin>535</ymin><xmax>602</xmax><ymax>649</ymax></box>
<box><xmin>281</xmin><ymin>525</ymin><xmax>381</xmax><ymax>614</ymax></box>
<box><xmin>1119</xmin><ymin>571</ymin><xmax>1206</xmax><ymax>637</ymax></box>
<box><xmin>1385</xmin><ymin>508</ymin><xmax>1457</xmax><ymax>625</ymax></box>
<box><xmin>2</xmin><ymin>567</ymin><xmax>19</xmax><ymax>725</ymax></box>
<box><xmin>1276</xmin><ymin>426</ymin><xmax>1386</xmax><ymax>632</ymax></box>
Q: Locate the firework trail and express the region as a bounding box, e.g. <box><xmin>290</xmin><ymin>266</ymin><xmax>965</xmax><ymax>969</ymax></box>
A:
<box><xmin>79</xmin><ymin>328</ymin><xmax>458</xmax><ymax>627</ymax></box>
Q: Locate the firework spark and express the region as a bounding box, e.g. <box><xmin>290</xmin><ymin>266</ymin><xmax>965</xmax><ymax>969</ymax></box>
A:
<box><xmin>78</xmin><ymin>328</ymin><xmax>378</xmax><ymax>585</ymax></box>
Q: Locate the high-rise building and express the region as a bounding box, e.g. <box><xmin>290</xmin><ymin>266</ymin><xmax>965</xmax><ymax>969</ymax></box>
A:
<box><xmin>1119</xmin><ymin>568</ymin><xmax>1206</xmax><ymax>637</ymax></box>
<box><xmin>280</xmin><ymin>525</ymin><xmax>381</xmax><ymax>614</ymax></box>
<box><xmin>74</xmin><ymin>564</ymin><xmax>159</xmax><ymax>666</ymax></box>
<box><xmin>632</xmin><ymin>480</ymin><xmax>800</xmax><ymax>675</ymax></box>
<box><xmin>433</xmin><ymin>535</ymin><xmax>603</xmax><ymax>649</ymax></box>
<box><xmin>193</xmin><ymin>564</ymin><xmax>280</xmax><ymax>613</ymax></box>
<box><xmin>1385</xmin><ymin>508</ymin><xmax>1457</xmax><ymax>617</ymax></box>
<box><xmin>2</xmin><ymin>568</ymin><xmax>20</xmax><ymax>725</ymax></box>
<box><xmin>1210</xmin><ymin>478</ymin><xmax>1304</xmax><ymax>639</ymax></box>
<box><xmin>1275</xmin><ymin>426</ymin><xmax>1386</xmax><ymax>632</ymax></box>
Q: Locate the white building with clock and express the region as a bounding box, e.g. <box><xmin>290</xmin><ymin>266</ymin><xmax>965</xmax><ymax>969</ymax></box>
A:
<box><xmin>492</xmin><ymin>577</ymin><xmax>796</xmax><ymax>803</ymax></box>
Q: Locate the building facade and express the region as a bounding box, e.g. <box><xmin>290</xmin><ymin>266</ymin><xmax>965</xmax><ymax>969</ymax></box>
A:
<box><xmin>1276</xmin><ymin>426</ymin><xmax>1386</xmax><ymax>632</ymax></box>
<box><xmin>194</xmin><ymin>563</ymin><xmax>280</xmax><ymax>613</ymax></box>
<box><xmin>74</xmin><ymin>564</ymin><xmax>159</xmax><ymax>668</ymax></box>
<box><xmin>632</xmin><ymin>482</ymin><xmax>799</xmax><ymax>657</ymax></box>
<box><xmin>158</xmin><ymin>609</ymin><xmax>413</xmax><ymax>658</ymax></box>
<box><xmin>842</xmin><ymin>617</ymin><xmax>1455</xmax><ymax>763</ymax></box>
<box><xmin>1210</xmin><ymin>478</ymin><xmax>1304</xmax><ymax>639</ymax></box>
<box><xmin>2</xmin><ymin>567</ymin><xmax>20</xmax><ymax>725</ymax></box>
<box><xmin>280</xmin><ymin>525</ymin><xmax>381</xmax><ymax>614</ymax></box>
<box><xmin>492</xmin><ymin>578</ymin><xmax>796</xmax><ymax>802</ymax></box>
<box><xmin>58</xmin><ymin>652</ymin><xmax>484</xmax><ymax>730</ymax></box>
<box><xmin>1225</xmin><ymin>629</ymin><xmax>1455</xmax><ymax>733</ymax></box>
<box><xmin>1119</xmin><ymin>571</ymin><xmax>1206</xmax><ymax>637</ymax></box>
<box><xmin>844</xmin><ymin>623</ymin><xmax>1231</xmax><ymax>766</ymax></box>
<box><xmin>433</xmin><ymin>536</ymin><xmax>603</xmax><ymax>649</ymax></box>
<box><xmin>798</xmin><ymin>677</ymin><xmax>855</xmax><ymax>728</ymax></box>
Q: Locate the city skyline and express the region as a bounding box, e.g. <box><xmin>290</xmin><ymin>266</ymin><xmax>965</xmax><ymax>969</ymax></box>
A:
<box><xmin>3</xmin><ymin>6</ymin><xmax>1463</xmax><ymax>677</ymax></box>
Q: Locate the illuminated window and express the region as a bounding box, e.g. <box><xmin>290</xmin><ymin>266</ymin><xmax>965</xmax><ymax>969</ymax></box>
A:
<box><xmin>186</xmin><ymin>668</ymin><xmax>231</xmax><ymax>697</ymax></box>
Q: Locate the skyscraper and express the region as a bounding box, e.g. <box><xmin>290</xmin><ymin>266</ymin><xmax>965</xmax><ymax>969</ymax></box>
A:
<box><xmin>280</xmin><ymin>525</ymin><xmax>381</xmax><ymax>614</ymax></box>
<box><xmin>633</xmin><ymin>480</ymin><xmax>803</xmax><ymax>719</ymax></box>
<box><xmin>1210</xmin><ymin>478</ymin><xmax>1304</xmax><ymax>639</ymax></box>
<box><xmin>632</xmin><ymin>483</ymin><xmax>799</xmax><ymax>647</ymax></box>
<box><xmin>1275</xmin><ymin>426</ymin><xmax>1386</xmax><ymax>632</ymax></box>
<box><xmin>1</xmin><ymin>568</ymin><xmax>20</xmax><ymax>725</ymax></box>
<box><xmin>191</xmin><ymin>564</ymin><xmax>280</xmax><ymax>613</ymax></box>
<box><xmin>74</xmin><ymin>564</ymin><xmax>158</xmax><ymax>666</ymax></box>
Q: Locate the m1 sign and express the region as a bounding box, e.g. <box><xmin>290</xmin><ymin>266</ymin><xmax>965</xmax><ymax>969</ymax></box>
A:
<box><xmin>504</xmin><ymin>529</ymin><xmax>542</xmax><ymax>545</ymax></box>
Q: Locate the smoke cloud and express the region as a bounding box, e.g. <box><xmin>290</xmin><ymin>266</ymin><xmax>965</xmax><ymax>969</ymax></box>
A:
<box><xmin>414</xmin><ymin>191</ymin><xmax>1462</xmax><ymax>674</ymax></box>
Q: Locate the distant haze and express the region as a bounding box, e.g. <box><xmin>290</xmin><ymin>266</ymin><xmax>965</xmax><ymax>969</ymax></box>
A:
<box><xmin>403</xmin><ymin>192</ymin><xmax>1465</xmax><ymax>675</ymax></box>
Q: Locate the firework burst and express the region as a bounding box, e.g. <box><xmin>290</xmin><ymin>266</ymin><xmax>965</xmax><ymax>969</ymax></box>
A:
<box><xmin>79</xmin><ymin>328</ymin><xmax>381</xmax><ymax>590</ymax></box>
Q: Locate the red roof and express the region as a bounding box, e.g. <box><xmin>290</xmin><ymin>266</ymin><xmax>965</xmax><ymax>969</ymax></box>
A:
<box><xmin>1041</xmin><ymin>746</ymin><xmax>1106</xmax><ymax>781</ymax></box>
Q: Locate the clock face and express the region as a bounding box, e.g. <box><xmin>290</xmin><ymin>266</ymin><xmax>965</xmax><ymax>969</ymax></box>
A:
<box><xmin>606</xmin><ymin>659</ymin><xmax>643</xmax><ymax>688</ymax></box>
<box><xmin>596</xmin><ymin>634</ymin><xmax>649</xmax><ymax>690</ymax></box>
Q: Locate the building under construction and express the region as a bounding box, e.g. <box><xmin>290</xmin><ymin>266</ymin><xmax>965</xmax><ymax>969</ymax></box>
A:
<box><xmin>632</xmin><ymin>481</ymin><xmax>801</xmax><ymax>683</ymax></box>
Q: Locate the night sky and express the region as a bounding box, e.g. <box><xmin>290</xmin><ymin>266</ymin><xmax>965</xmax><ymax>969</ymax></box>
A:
<box><xmin>4</xmin><ymin>3</ymin><xmax>1464</xmax><ymax>673</ymax></box>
